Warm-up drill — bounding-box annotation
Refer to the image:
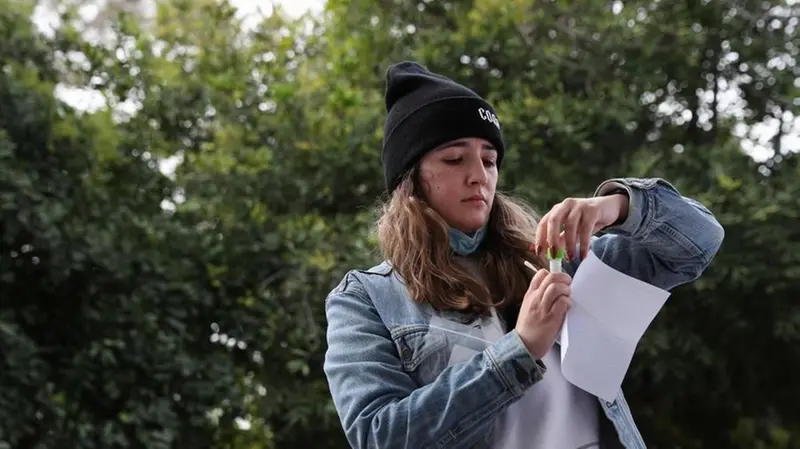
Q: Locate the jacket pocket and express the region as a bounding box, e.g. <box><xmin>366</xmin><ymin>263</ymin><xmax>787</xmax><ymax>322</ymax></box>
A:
<box><xmin>391</xmin><ymin>316</ymin><xmax>494</xmax><ymax>386</ymax></box>
<box><xmin>391</xmin><ymin>324</ymin><xmax>449</xmax><ymax>385</ymax></box>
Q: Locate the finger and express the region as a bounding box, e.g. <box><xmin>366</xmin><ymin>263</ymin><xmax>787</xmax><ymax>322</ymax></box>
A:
<box><xmin>546</xmin><ymin>206</ymin><xmax>569</xmax><ymax>252</ymax></box>
<box><xmin>548</xmin><ymin>272</ymin><xmax>573</xmax><ymax>286</ymax></box>
<box><xmin>525</xmin><ymin>269</ymin><xmax>549</xmax><ymax>300</ymax></box>
<box><xmin>535</xmin><ymin>212</ymin><xmax>549</xmax><ymax>255</ymax></box>
<box><xmin>549</xmin><ymin>296</ymin><xmax>572</xmax><ymax>316</ymax></box>
<box><xmin>540</xmin><ymin>282</ymin><xmax>571</xmax><ymax>312</ymax></box>
<box><xmin>535</xmin><ymin>272</ymin><xmax>572</xmax><ymax>299</ymax></box>
<box><xmin>546</xmin><ymin>203</ymin><xmax>570</xmax><ymax>254</ymax></box>
<box><xmin>562</xmin><ymin>207</ymin><xmax>581</xmax><ymax>261</ymax></box>
<box><xmin>579</xmin><ymin>213</ymin><xmax>594</xmax><ymax>261</ymax></box>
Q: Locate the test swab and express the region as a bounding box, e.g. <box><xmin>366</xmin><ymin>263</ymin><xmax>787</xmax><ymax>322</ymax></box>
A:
<box><xmin>523</xmin><ymin>260</ymin><xmax>539</xmax><ymax>272</ymax></box>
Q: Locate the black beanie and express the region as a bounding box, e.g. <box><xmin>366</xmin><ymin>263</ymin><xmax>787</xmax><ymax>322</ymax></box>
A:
<box><xmin>381</xmin><ymin>61</ymin><xmax>505</xmax><ymax>193</ymax></box>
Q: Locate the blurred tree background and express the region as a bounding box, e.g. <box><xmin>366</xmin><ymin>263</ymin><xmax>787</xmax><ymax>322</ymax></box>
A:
<box><xmin>1</xmin><ymin>0</ymin><xmax>798</xmax><ymax>447</ymax></box>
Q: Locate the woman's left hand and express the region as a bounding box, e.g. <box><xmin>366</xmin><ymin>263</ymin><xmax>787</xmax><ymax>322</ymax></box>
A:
<box><xmin>534</xmin><ymin>193</ymin><xmax>629</xmax><ymax>261</ymax></box>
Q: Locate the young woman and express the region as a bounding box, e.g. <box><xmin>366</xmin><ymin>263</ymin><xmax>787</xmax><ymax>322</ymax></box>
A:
<box><xmin>323</xmin><ymin>61</ymin><xmax>724</xmax><ymax>449</ymax></box>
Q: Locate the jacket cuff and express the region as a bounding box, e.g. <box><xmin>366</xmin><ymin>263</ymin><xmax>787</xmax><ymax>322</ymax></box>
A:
<box><xmin>485</xmin><ymin>331</ymin><xmax>547</xmax><ymax>398</ymax></box>
<box><xmin>593</xmin><ymin>178</ymin><xmax>648</xmax><ymax>237</ymax></box>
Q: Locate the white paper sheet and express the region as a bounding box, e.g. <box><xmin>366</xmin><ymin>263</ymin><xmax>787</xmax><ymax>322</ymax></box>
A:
<box><xmin>560</xmin><ymin>250</ymin><xmax>671</xmax><ymax>402</ymax></box>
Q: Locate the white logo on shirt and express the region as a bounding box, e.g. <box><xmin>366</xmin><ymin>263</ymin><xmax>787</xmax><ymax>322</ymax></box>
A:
<box><xmin>478</xmin><ymin>107</ymin><xmax>500</xmax><ymax>129</ymax></box>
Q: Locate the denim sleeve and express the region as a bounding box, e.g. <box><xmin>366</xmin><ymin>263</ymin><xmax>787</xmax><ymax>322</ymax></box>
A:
<box><xmin>323</xmin><ymin>275</ymin><xmax>546</xmax><ymax>449</ymax></box>
<box><xmin>565</xmin><ymin>177</ymin><xmax>725</xmax><ymax>290</ymax></box>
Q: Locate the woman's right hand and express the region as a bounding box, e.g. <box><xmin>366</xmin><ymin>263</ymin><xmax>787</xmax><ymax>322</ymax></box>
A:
<box><xmin>514</xmin><ymin>269</ymin><xmax>572</xmax><ymax>359</ymax></box>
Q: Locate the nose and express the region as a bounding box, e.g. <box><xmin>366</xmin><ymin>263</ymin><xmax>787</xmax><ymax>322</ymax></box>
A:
<box><xmin>467</xmin><ymin>157</ymin><xmax>488</xmax><ymax>186</ymax></box>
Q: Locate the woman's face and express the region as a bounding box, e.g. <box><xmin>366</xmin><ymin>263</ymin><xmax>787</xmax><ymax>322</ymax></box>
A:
<box><xmin>418</xmin><ymin>137</ymin><xmax>498</xmax><ymax>233</ymax></box>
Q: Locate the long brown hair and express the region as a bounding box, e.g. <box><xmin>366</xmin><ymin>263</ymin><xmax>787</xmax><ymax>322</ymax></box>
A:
<box><xmin>375</xmin><ymin>167</ymin><xmax>546</xmax><ymax>315</ymax></box>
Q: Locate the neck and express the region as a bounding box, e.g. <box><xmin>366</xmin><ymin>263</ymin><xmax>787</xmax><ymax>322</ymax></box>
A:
<box><xmin>448</xmin><ymin>227</ymin><xmax>487</xmax><ymax>256</ymax></box>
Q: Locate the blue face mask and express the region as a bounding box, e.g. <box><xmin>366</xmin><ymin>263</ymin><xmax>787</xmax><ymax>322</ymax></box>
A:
<box><xmin>448</xmin><ymin>227</ymin><xmax>488</xmax><ymax>256</ymax></box>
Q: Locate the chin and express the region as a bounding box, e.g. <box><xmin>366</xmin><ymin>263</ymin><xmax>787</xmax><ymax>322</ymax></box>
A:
<box><xmin>455</xmin><ymin>215</ymin><xmax>490</xmax><ymax>233</ymax></box>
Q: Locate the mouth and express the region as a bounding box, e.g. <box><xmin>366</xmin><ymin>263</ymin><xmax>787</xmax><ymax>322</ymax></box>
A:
<box><xmin>462</xmin><ymin>196</ymin><xmax>486</xmax><ymax>203</ymax></box>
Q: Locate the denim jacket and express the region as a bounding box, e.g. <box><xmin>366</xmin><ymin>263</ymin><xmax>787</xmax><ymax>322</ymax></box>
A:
<box><xmin>323</xmin><ymin>178</ymin><xmax>724</xmax><ymax>449</ymax></box>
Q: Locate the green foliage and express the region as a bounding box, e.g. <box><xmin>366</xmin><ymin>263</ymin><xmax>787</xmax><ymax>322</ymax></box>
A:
<box><xmin>1</xmin><ymin>0</ymin><xmax>798</xmax><ymax>448</ymax></box>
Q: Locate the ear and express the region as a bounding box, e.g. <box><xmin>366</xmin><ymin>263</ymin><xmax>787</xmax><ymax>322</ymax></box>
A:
<box><xmin>408</xmin><ymin>165</ymin><xmax>431</xmax><ymax>200</ymax></box>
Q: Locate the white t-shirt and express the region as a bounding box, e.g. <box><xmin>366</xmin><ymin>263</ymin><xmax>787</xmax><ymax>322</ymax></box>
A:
<box><xmin>449</xmin><ymin>257</ymin><xmax>601</xmax><ymax>448</ymax></box>
<box><xmin>474</xmin><ymin>310</ymin><xmax>601</xmax><ymax>449</ymax></box>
